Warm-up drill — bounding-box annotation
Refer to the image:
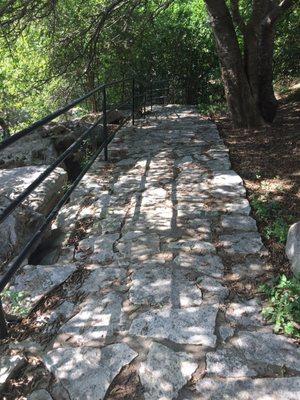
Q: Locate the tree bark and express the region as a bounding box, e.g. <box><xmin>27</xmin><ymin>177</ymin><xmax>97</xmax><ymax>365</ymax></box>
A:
<box><xmin>204</xmin><ymin>0</ymin><xmax>263</xmax><ymax>128</ymax></box>
<box><xmin>258</xmin><ymin>21</ymin><xmax>278</xmax><ymax>122</ymax></box>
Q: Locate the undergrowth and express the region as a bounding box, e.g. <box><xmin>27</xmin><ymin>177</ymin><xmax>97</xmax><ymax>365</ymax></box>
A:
<box><xmin>260</xmin><ymin>275</ymin><xmax>300</xmax><ymax>339</ymax></box>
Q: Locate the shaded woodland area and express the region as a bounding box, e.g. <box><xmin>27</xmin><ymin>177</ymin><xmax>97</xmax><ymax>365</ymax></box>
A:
<box><xmin>0</xmin><ymin>2</ymin><xmax>300</xmax><ymax>399</ymax></box>
<box><xmin>0</xmin><ymin>0</ymin><xmax>299</xmax><ymax>130</ymax></box>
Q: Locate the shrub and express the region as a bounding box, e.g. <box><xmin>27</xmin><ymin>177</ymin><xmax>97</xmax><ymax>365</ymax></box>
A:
<box><xmin>260</xmin><ymin>275</ymin><xmax>300</xmax><ymax>339</ymax></box>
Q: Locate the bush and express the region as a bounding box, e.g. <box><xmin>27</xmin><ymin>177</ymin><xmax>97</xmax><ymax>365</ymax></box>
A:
<box><xmin>260</xmin><ymin>275</ymin><xmax>300</xmax><ymax>339</ymax></box>
<box><xmin>264</xmin><ymin>218</ymin><xmax>290</xmax><ymax>244</ymax></box>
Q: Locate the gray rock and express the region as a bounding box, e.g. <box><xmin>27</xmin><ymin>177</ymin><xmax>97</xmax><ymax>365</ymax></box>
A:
<box><xmin>219</xmin><ymin>232</ymin><xmax>265</xmax><ymax>255</ymax></box>
<box><xmin>286</xmin><ymin>222</ymin><xmax>300</xmax><ymax>276</ymax></box>
<box><xmin>129</xmin><ymin>267</ymin><xmax>202</xmax><ymax>307</ymax></box>
<box><xmin>195</xmin><ymin>377</ymin><xmax>300</xmax><ymax>399</ymax></box>
<box><xmin>28</xmin><ymin>389</ymin><xmax>53</xmax><ymax>400</ymax></box>
<box><xmin>200</xmin><ymin>276</ymin><xmax>229</xmax><ymax>302</ymax></box>
<box><xmin>213</xmin><ymin>198</ymin><xmax>251</xmax><ymax>215</ymax></box>
<box><xmin>0</xmin><ymin>166</ymin><xmax>67</xmax><ymax>265</ymax></box>
<box><xmin>43</xmin><ymin>343</ymin><xmax>138</xmax><ymax>400</ymax></box>
<box><xmin>0</xmin><ymin>354</ymin><xmax>26</xmax><ymax>389</ymax></box>
<box><xmin>206</xmin><ymin>348</ymin><xmax>257</xmax><ymax>377</ymax></box>
<box><xmin>80</xmin><ymin>266</ymin><xmax>126</xmax><ymax>294</ymax></box>
<box><xmin>75</xmin><ymin>234</ymin><xmax>119</xmax><ymax>263</ymax></box>
<box><xmin>140</xmin><ymin>342</ymin><xmax>197</xmax><ymax>400</ymax></box>
<box><xmin>0</xmin><ymin>197</ymin><xmax>43</xmax><ymax>265</ymax></box>
<box><xmin>5</xmin><ymin>264</ymin><xmax>77</xmax><ymax>317</ymax></box>
<box><xmin>219</xmin><ymin>325</ymin><xmax>235</xmax><ymax>342</ymax></box>
<box><xmin>174</xmin><ymin>254</ymin><xmax>224</xmax><ymax>278</ymax></box>
<box><xmin>232</xmin><ymin>332</ymin><xmax>300</xmax><ymax>372</ymax></box>
<box><xmin>141</xmin><ymin>187</ymin><xmax>168</xmax><ymax>206</ymax></box>
<box><xmin>231</xmin><ymin>258</ymin><xmax>269</xmax><ymax>280</ymax></box>
<box><xmin>117</xmin><ymin>233</ymin><xmax>160</xmax><ymax>258</ymax></box>
<box><xmin>210</xmin><ymin>170</ymin><xmax>243</xmax><ymax>188</ymax></box>
<box><xmin>226</xmin><ymin>299</ymin><xmax>264</xmax><ymax>328</ymax></box>
<box><xmin>220</xmin><ymin>215</ymin><xmax>257</xmax><ymax>232</ymax></box>
<box><xmin>166</xmin><ymin>239</ymin><xmax>216</xmax><ymax>254</ymax></box>
<box><xmin>0</xmin><ymin>131</ymin><xmax>57</xmax><ymax>169</ymax></box>
<box><xmin>55</xmin><ymin>293</ymin><xmax>123</xmax><ymax>346</ymax></box>
<box><xmin>0</xmin><ymin>166</ymin><xmax>67</xmax><ymax>214</ymax></box>
<box><xmin>129</xmin><ymin>305</ymin><xmax>218</xmax><ymax>346</ymax></box>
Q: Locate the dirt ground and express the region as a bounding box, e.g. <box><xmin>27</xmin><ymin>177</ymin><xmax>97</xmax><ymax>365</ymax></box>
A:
<box><xmin>215</xmin><ymin>89</ymin><xmax>300</xmax><ymax>278</ymax></box>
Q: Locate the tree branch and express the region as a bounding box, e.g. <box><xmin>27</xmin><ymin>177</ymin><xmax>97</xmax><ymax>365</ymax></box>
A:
<box><xmin>264</xmin><ymin>0</ymin><xmax>296</xmax><ymax>26</ymax></box>
<box><xmin>230</xmin><ymin>0</ymin><xmax>246</xmax><ymax>33</ymax></box>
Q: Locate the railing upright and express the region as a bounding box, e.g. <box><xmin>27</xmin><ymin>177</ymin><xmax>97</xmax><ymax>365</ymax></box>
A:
<box><xmin>150</xmin><ymin>83</ymin><xmax>153</xmax><ymax>112</ymax></box>
<box><xmin>0</xmin><ymin>300</ymin><xmax>7</xmax><ymax>339</ymax></box>
<box><xmin>102</xmin><ymin>86</ymin><xmax>108</xmax><ymax>161</ymax></box>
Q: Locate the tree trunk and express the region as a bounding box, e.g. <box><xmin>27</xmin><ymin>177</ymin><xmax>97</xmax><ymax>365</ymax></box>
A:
<box><xmin>204</xmin><ymin>0</ymin><xmax>263</xmax><ymax>128</ymax></box>
<box><xmin>243</xmin><ymin>26</ymin><xmax>259</xmax><ymax>103</ymax></box>
<box><xmin>258</xmin><ymin>22</ymin><xmax>278</xmax><ymax>122</ymax></box>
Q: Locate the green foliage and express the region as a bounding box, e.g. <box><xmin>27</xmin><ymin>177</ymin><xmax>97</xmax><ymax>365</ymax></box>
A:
<box><xmin>264</xmin><ymin>218</ymin><xmax>290</xmax><ymax>244</ymax></box>
<box><xmin>0</xmin><ymin>0</ymin><xmax>298</xmax><ymax>129</ymax></box>
<box><xmin>0</xmin><ymin>289</ymin><xmax>29</xmax><ymax>317</ymax></box>
<box><xmin>260</xmin><ymin>275</ymin><xmax>300</xmax><ymax>339</ymax></box>
<box><xmin>251</xmin><ymin>196</ymin><xmax>281</xmax><ymax>221</ymax></box>
<box><xmin>198</xmin><ymin>100</ymin><xmax>227</xmax><ymax>116</ymax></box>
<box><xmin>251</xmin><ymin>196</ymin><xmax>292</xmax><ymax>245</ymax></box>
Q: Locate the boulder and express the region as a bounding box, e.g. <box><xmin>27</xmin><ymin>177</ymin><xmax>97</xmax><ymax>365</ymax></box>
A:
<box><xmin>107</xmin><ymin>109</ymin><xmax>125</xmax><ymax>124</ymax></box>
<box><xmin>0</xmin><ymin>197</ymin><xmax>43</xmax><ymax>266</ymax></box>
<box><xmin>0</xmin><ymin>131</ymin><xmax>57</xmax><ymax>169</ymax></box>
<box><xmin>0</xmin><ymin>166</ymin><xmax>67</xmax><ymax>266</ymax></box>
<box><xmin>0</xmin><ymin>166</ymin><xmax>67</xmax><ymax>215</ymax></box>
<box><xmin>286</xmin><ymin>222</ymin><xmax>300</xmax><ymax>277</ymax></box>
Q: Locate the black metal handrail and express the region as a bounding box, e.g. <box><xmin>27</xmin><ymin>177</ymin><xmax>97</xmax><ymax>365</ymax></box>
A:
<box><xmin>0</xmin><ymin>77</ymin><xmax>169</xmax><ymax>339</ymax></box>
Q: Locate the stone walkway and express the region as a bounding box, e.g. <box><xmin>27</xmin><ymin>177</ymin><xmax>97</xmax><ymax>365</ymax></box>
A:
<box><xmin>1</xmin><ymin>106</ymin><xmax>300</xmax><ymax>399</ymax></box>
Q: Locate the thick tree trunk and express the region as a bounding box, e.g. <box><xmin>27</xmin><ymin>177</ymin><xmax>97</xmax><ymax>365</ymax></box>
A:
<box><xmin>243</xmin><ymin>26</ymin><xmax>259</xmax><ymax>103</ymax></box>
<box><xmin>204</xmin><ymin>0</ymin><xmax>263</xmax><ymax>128</ymax></box>
<box><xmin>258</xmin><ymin>22</ymin><xmax>278</xmax><ymax>122</ymax></box>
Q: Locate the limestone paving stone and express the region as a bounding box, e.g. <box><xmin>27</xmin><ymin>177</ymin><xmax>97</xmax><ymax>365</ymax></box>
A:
<box><xmin>129</xmin><ymin>266</ymin><xmax>203</xmax><ymax>307</ymax></box>
<box><xmin>0</xmin><ymin>354</ymin><xmax>26</xmax><ymax>389</ymax></box>
<box><xmin>28</xmin><ymin>389</ymin><xmax>53</xmax><ymax>400</ymax></box>
<box><xmin>219</xmin><ymin>325</ymin><xmax>235</xmax><ymax>342</ymax></box>
<box><xmin>140</xmin><ymin>342</ymin><xmax>198</xmax><ymax>400</ymax></box>
<box><xmin>219</xmin><ymin>232</ymin><xmax>265</xmax><ymax>255</ymax></box>
<box><xmin>226</xmin><ymin>299</ymin><xmax>265</xmax><ymax>329</ymax></box>
<box><xmin>129</xmin><ymin>305</ymin><xmax>218</xmax><ymax>346</ymax></box>
<box><xmin>165</xmin><ymin>239</ymin><xmax>216</xmax><ymax>254</ymax></box>
<box><xmin>55</xmin><ymin>292</ymin><xmax>123</xmax><ymax>346</ymax></box>
<box><xmin>199</xmin><ymin>276</ymin><xmax>229</xmax><ymax>302</ymax></box>
<box><xmin>212</xmin><ymin>198</ymin><xmax>251</xmax><ymax>215</ymax></box>
<box><xmin>43</xmin><ymin>343</ymin><xmax>138</xmax><ymax>400</ymax></box>
<box><xmin>5</xmin><ymin>264</ymin><xmax>77</xmax><ymax>317</ymax></box>
<box><xmin>206</xmin><ymin>348</ymin><xmax>257</xmax><ymax>378</ymax></box>
<box><xmin>231</xmin><ymin>258</ymin><xmax>269</xmax><ymax>280</ymax></box>
<box><xmin>174</xmin><ymin>253</ymin><xmax>224</xmax><ymax>278</ymax></box>
<box><xmin>195</xmin><ymin>377</ymin><xmax>300</xmax><ymax>400</ymax></box>
<box><xmin>79</xmin><ymin>266</ymin><xmax>126</xmax><ymax>294</ymax></box>
<box><xmin>116</xmin><ymin>233</ymin><xmax>160</xmax><ymax>258</ymax></box>
<box><xmin>220</xmin><ymin>215</ymin><xmax>257</xmax><ymax>232</ymax></box>
<box><xmin>232</xmin><ymin>332</ymin><xmax>300</xmax><ymax>372</ymax></box>
<box><xmin>210</xmin><ymin>170</ymin><xmax>243</xmax><ymax>188</ymax></box>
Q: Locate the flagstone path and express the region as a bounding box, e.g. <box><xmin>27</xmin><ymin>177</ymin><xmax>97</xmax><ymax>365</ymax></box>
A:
<box><xmin>1</xmin><ymin>106</ymin><xmax>300</xmax><ymax>400</ymax></box>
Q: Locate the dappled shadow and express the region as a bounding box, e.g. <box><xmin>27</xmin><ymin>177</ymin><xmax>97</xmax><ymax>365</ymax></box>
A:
<box><xmin>3</xmin><ymin>105</ymin><xmax>281</xmax><ymax>399</ymax></box>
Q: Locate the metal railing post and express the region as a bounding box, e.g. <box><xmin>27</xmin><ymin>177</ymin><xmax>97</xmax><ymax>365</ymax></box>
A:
<box><xmin>0</xmin><ymin>300</ymin><xmax>8</xmax><ymax>339</ymax></box>
<box><xmin>150</xmin><ymin>82</ymin><xmax>153</xmax><ymax>112</ymax></box>
<box><xmin>102</xmin><ymin>86</ymin><xmax>108</xmax><ymax>161</ymax></box>
<box><xmin>132</xmin><ymin>78</ymin><xmax>135</xmax><ymax>125</ymax></box>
